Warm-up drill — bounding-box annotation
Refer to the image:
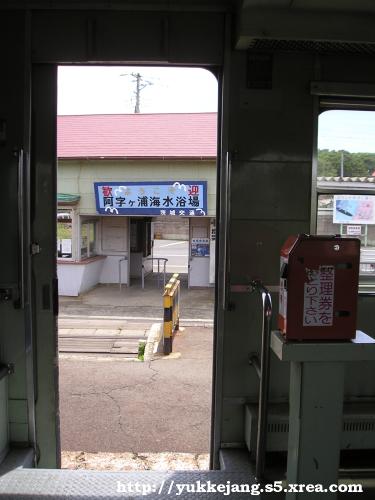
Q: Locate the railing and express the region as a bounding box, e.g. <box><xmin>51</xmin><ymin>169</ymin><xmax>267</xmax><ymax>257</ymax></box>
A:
<box><xmin>118</xmin><ymin>256</ymin><xmax>128</xmax><ymax>290</ymax></box>
<box><xmin>0</xmin><ymin>363</ymin><xmax>12</xmax><ymax>464</ymax></box>
<box><xmin>142</xmin><ymin>257</ymin><xmax>168</xmax><ymax>289</ymax></box>
<box><xmin>248</xmin><ymin>280</ymin><xmax>273</xmax><ymax>483</ymax></box>
<box><xmin>360</xmin><ymin>248</ymin><xmax>375</xmax><ymax>275</ymax></box>
<box><xmin>163</xmin><ymin>273</ymin><xmax>180</xmax><ymax>355</ymax></box>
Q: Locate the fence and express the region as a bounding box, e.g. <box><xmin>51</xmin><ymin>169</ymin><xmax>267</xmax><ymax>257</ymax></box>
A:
<box><xmin>163</xmin><ymin>273</ymin><xmax>180</xmax><ymax>355</ymax></box>
<box><xmin>142</xmin><ymin>257</ymin><xmax>168</xmax><ymax>289</ymax></box>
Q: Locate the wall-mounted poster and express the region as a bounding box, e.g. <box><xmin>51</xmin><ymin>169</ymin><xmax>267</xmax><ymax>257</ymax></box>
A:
<box><xmin>191</xmin><ymin>238</ymin><xmax>210</xmax><ymax>257</ymax></box>
<box><xmin>333</xmin><ymin>195</ymin><xmax>375</xmax><ymax>224</ymax></box>
<box><xmin>94</xmin><ymin>181</ymin><xmax>207</xmax><ymax>217</ymax></box>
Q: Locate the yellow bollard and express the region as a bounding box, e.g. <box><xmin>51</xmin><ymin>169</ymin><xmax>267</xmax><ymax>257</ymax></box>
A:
<box><xmin>163</xmin><ymin>274</ymin><xmax>180</xmax><ymax>354</ymax></box>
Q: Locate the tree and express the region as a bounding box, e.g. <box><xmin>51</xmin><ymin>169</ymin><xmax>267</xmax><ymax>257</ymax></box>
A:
<box><xmin>318</xmin><ymin>149</ymin><xmax>375</xmax><ymax>177</ymax></box>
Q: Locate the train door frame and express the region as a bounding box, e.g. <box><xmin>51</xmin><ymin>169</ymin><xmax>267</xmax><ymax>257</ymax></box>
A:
<box><xmin>30</xmin><ymin>58</ymin><xmax>229</xmax><ymax>469</ymax></box>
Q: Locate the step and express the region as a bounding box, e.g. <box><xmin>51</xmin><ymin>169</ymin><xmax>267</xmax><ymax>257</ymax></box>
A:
<box><xmin>58</xmin><ymin>337</ymin><xmax>140</xmax><ymax>354</ymax></box>
<box><xmin>58</xmin><ymin>318</ymin><xmax>151</xmax><ymax>330</ymax></box>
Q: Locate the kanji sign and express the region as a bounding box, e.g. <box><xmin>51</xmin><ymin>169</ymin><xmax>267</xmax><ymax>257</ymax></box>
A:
<box><xmin>346</xmin><ymin>225</ymin><xmax>362</xmax><ymax>236</ymax></box>
<box><xmin>94</xmin><ymin>181</ymin><xmax>207</xmax><ymax>216</ymax></box>
<box><xmin>191</xmin><ymin>238</ymin><xmax>210</xmax><ymax>257</ymax></box>
<box><xmin>303</xmin><ymin>265</ymin><xmax>335</xmax><ymax>327</ymax></box>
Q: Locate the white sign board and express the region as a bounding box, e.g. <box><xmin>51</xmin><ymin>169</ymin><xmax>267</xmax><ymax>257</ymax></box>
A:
<box><xmin>346</xmin><ymin>225</ymin><xmax>362</xmax><ymax>236</ymax></box>
<box><xmin>333</xmin><ymin>195</ymin><xmax>375</xmax><ymax>224</ymax></box>
<box><xmin>61</xmin><ymin>239</ymin><xmax>72</xmax><ymax>254</ymax></box>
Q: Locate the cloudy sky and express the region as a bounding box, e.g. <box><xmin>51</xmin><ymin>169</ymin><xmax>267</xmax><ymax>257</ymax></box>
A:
<box><xmin>58</xmin><ymin>66</ymin><xmax>218</xmax><ymax>115</ymax></box>
<box><xmin>318</xmin><ymin>110</ymin><xmax>375</xmax><ymax>153</ymax></box>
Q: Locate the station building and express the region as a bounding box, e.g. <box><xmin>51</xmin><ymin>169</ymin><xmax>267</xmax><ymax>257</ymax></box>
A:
<box><xmin>57</xmin><ymin>112</ymin><xmax>217</xmax><ymax>295</ymax></box>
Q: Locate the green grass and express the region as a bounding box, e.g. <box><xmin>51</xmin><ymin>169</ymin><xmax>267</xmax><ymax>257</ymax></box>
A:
<box><xmin>57</xmin><ymin>222</ymin><xmax>72</xmax><ymax>239</ymax></box>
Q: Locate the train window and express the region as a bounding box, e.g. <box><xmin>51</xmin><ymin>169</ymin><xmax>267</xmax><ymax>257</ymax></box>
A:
<box><xmin>316</xmin><ymin>110</ymin><xmax>375</xmax><ymax>290</ymax></box>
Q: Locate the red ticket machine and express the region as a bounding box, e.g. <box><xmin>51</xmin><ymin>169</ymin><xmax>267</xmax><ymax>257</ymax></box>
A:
<box><xmin>278</xmin><ymin>234</ymin><xmax>360</xmax><ymax>340</ymax></box>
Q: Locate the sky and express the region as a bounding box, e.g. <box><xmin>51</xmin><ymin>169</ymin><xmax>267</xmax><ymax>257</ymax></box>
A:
<box><xmin>58</xmin><ymin>66</ymin><xmax>375</xmax><ymax>153</ymax></box>
<box><xmin>58</xmin><ymin>66</ymin><xmax>218</xmax><ymax>115</ymax></box>
<box><xmin>318</xmin><ymin>110</ymin><xmax>375</xmax><ymax>153</ymax></box>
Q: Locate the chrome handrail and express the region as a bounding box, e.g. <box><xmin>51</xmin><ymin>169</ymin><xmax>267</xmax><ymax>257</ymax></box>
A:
<box><xmin>249</xmin><ymin>280</ymin><xmax>272</xmax><ymax>483</ymax></box>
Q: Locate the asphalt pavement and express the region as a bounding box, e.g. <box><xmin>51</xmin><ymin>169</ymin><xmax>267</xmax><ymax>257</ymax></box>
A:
<box><xmin>152</xmin><ymin>239</ymin><xmax>189</xmax><ymax>274</ymax></box>
<box><xmin>59</xmin><ymin>325</ymin><xmax>213</xmax><ymax>454</ymax></box>
<box><xmin>58</xmin><ymin>257</ymin><xmax>215</xmax><ymax>457</ymax></box>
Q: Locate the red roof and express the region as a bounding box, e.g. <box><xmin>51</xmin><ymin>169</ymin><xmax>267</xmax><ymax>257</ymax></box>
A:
<box><xmin>57</xmin><ymin>113</ymin><xmax>217</xmax><ymax>159</ymax></box>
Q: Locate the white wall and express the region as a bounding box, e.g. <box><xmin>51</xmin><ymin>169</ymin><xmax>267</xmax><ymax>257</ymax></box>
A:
<box><xmin>58</xmin><ymin>159</ymin><xmax>217</xmax><ymax>217</ymax></box>
<box><xmin>80</xmin><ymin>258</ymin><xmax>105</xmax><ymax>294</ymax></box>
<box><xmin>100</xmin><ymin>256</ymin><xmax>128</xmax><ymax>285</ymax></box>
<box><xmin>99</xmin><ymin>217</ymin><xmax>129</xmax><ymax>284</ymax></box>
<box><xmin>57</xmin><ymin>258</ymin><xmax>105</xmax><ymax>296</ymax></box>
<box><xmin>57</xmin><ymin>264</ymin><xmax>84</xmax><ymax>296</ymax></box>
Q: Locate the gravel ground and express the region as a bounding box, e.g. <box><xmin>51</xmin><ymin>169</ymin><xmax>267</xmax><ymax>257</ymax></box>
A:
<box><xmin>61</xmin><ymin>451</ymin><xmax>209</xmax><ymax>471</ymax></box>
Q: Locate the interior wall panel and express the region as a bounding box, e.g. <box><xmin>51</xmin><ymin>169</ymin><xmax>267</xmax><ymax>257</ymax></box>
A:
<box><xmin>228</xmin><ymin>51</ymin><xmax>315</xmax><ymax>162</ymax></box>
<box><xmin>32</xmin><ymin>11</ymin><xmax>88</xmax><ymax>62</ymax></box>
<box><xmin>0</xmin><ymin>11</ymin><xmax>28</xmax><ymax>444</ymax></box>
<box><xmin>230</xmin><ymin>161</ymin><xmax>311</xmax><ymax>221</ymax></box>
<box><xmin>220</xmin><ymin>50</ymin><xmax>314</xmax><ymax>443</ymax></box>
<box><xmin>31</xmin><ymin>10</ymin><xmax>224</xmax><ymax>64</ymax></box>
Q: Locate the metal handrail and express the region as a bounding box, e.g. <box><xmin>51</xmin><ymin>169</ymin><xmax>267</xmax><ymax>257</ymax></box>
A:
<box><xmin>249</xmin><ymin>280</ymin><xmax>273</xmax><ymax>483</ymax></box>
<box><xmin>118</xmin><ymin>256</ymin><xmax>128</xmax><ymax>290</ymax></box>
<box><xmin>16</xmin><ymin>148</ymin><xmax>25</xmax><ymax>309</ymax></box>
<box><xmin>142</xmin><ymin>257</ymin><xmax>168</xmax><ymax>289</ymax></box>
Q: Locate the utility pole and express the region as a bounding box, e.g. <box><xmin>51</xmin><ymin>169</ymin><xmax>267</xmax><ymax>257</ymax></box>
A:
<box><xmin>134</xmin><ymin>72</ymin><xmax>141</xmax><ymax>113</ymax></box>
<box><xmin>340</xmin><ymin>150</ymin><xmax>344</xmax><ymax>177</ymax></box>
<box><xmin>120</xmin><ymin>72</ymin><xmax>154</xmax><ymax>113</ymax></box>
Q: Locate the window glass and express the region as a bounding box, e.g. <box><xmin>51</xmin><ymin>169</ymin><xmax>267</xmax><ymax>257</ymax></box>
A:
<box><xmin>81</xmin><ymin>223</ymin><xmax>88</xmax><ymax>259</ymax></box>
<box><xmin>57</xmin><ymin>210</ymin><xmax>72</xmax><ymax>259</ymax></box>
<box><xmin>89</xmin><ymin>223</ymin><xmax>96</xmax><ymax>255</ymax></box>
<box><xmin>317</xmin><ymin>110</ymin><xmax>375</xmax><ymax>283</ymax></box>
<box><xmin>317</xmin><ymin>193</ymin><xmax>375</xmax><ymax>277</ymax></box>
<box><xmin>81</xmin><ymin>220</ymin><xmax>97</xmax><ymax>259</ymax></box>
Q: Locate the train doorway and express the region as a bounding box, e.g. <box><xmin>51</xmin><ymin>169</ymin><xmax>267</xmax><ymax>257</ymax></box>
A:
<box><xmin>54</xmin><ymin>65</ymin><xmax>218</xmax><ymax>471</ymax></box>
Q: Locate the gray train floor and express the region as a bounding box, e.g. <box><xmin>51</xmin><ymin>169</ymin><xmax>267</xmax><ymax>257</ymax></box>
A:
<box><xmin>1</xmin><ymin>469</ymin><xmax>375</xmax><ymax>499</ymax></box>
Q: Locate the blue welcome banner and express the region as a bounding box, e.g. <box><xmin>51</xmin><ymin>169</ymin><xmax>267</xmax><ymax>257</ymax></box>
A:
<box><xmin>94</xmin><ymin>181</ymin><xmax>207</xmax><ymax>216</ymax></box>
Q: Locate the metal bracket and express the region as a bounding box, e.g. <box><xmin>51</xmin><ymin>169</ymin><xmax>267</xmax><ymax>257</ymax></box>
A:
<box><xmin>30</xmin><ymin>242</ymin><xmax>41</xmax><ymax>255</ymax></box>
<box><xmin>6</xmin><ymin>363</ymin><xmax>14</xmax><ymax>375</ymax></box>
<box><xmin>0</xmin><ymin>288</ymin><xmax>13</xmax><ymax>302</ymax></box>
<box><xmin>0</xmin><ymin>363</ymin><xmax>14</xmax><ymax>381</ymax></box>
<box><xmin>248</xmin><ymin>352</ymin><xmax>261</xmax><ymax>379</ymax></box>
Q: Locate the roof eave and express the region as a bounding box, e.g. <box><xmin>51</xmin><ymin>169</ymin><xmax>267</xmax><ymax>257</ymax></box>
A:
<box><xmin>58</xmin><ymin>155</ymin><xmax>217</xmax><ymax>161</ymax></box>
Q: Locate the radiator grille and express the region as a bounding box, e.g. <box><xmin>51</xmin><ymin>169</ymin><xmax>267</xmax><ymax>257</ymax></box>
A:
<box><xmin>248</xmin><ymin>39</ymin><xmax>375</xmax><ymax>55</ymax></box>
<box><xmin>343</xmin><ymin>421</ymin><xmax>375</xmax><ymax>432</ymax></box>
<box><xmin>267</xmin><ymin>422</ymin><xmax>289</xmax><ymax>433</ymax></box>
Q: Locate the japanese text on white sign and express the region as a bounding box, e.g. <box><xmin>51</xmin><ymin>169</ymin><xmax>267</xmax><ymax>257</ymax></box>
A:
<box><xmin>303</xmin><ymin>265</ymin><xmax>335</xmax><ymax>327</ymax></box>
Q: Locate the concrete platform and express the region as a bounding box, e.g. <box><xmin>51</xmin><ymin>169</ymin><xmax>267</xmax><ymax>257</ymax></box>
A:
<box><xmin>59</xmin><ymin>279</ymin><xmax>214</xmax><ymax>323</ymax></box>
